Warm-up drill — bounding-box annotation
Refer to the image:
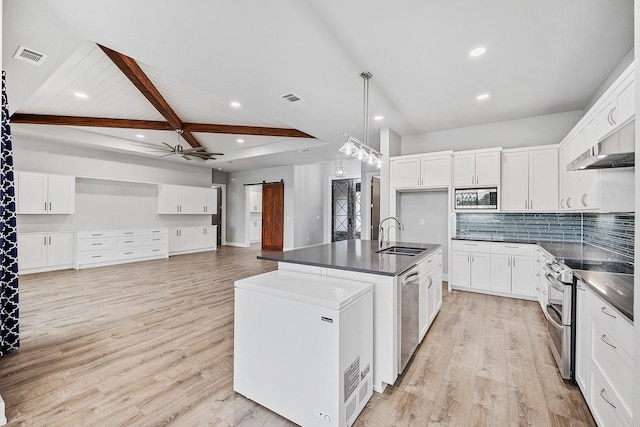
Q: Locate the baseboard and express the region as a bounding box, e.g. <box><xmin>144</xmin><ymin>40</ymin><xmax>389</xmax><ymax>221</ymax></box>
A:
<box><xmin>225</xmin><ymin>242</ymin><xmax>250</xmax><ymax>248</ymax></box>
<box><xmin>0</xmin><ymin>394</ymin><xmax>6</xmax><ymax>426</ymax></box>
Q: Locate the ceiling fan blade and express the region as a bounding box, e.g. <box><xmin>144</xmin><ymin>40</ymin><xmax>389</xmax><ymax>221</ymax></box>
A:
<box><xmin>161</xmin><ymin>142</ymin><xmax>175</xmax><ymax>150</ymax></box>
<box><xmin>158</xmin><ymin>152</ymin><xmax>176</xmax><ymax>158</ymax></box>
<box><xmin>183</xmin><ymin>147</ymin><xmax>208</xmax><ymax>152</ymax></box>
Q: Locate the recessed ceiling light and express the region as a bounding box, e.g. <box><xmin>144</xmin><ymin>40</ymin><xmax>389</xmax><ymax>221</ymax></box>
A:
<box><xmin>476</xmin><ymin>93</ymin><xmax>490</xmax><ymax>100</ymax></box>
<box><xmin>230</xmin><ymin>101</ymin><xmax>241</xmax><ymax>108</ymax></box>
<box><xmin>470</xmin><ymin>47</ymin><xmax>486</xmax><ymax>57</ymax></box>
<box><xmin>236</xmin><ymin>138</ymin><xmax>245</xmax><ymax>143</ymax></box>
<box><xmin>136</xmin><ymin>134</ymin><xmax>145</xmax><ymax>139</ymax></box>
<box><xmin>217</xmin><ymin>168</ymin><xmax>223</xmax><ymax>171</ymax></box>
<box><xmin>374</xmin><ymin>115</ymin><xmax>384</xmax><ymax>121</ymax></box>
<box><xmin>73</xmin><ymin>92</ymin><xmax>88</xmax><ymax>99</ymax></box>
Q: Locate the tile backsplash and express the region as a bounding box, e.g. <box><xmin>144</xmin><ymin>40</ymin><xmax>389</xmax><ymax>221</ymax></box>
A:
<box><xmin>583</xmin><ymin>213</ymin><xmax>635</xmax><ymax>258</ymax></box>
<box><xmin>457</xmin><ymin>212</ymin><xmax>635</xmax><ymax>258</ymax></box>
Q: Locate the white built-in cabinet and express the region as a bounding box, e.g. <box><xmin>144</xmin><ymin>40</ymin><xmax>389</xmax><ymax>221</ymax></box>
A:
<box><xmin>489</xmin><ymin>243</ymin><xmax>535</xmax><ymax>297</ymax></box>
<box><xmin>501</xmin><ymin>147</ymin><xmax>558</xmax><ymax>211</ymax></box>
<box><xmin>559</xmin><ymin>61</ymin><xmax>634</xmax><ymax>213</ymax></box>
<box><xmin>18</xmin><ymin>232</ymin><xmax>75</xmax><ymax>274</ymax></box>
<box><xmin>75</xmin><ymin>228</ymin><xmax>168</xmax><ymax>269</ymax></box>
<box><xmin>576</xmin><ymin>280</ymin><xmax>634</xmax><ymax>426</ymax></box>
<box><xmin>16</xmin><ymin>171</ymin><xmax>75</xmax><ymax>214</ymax></box>
<box><xmin>534</xmin><ymin>247</ymin><xmax>550</xmax><ymax>314</ymax></box>
<box><xmin>158</xmin><ymin>184</ymin><xmax>217</xmax><ymax>214</ymax></box>
<box><xmin>419</xmin><ymin>249</ymin><xmax>443</xmax><ymax>341</ymax></box>
<box><xmin>452</xmin><ymin>150</ymin><xmax>500</xmax><ymax>187</ymax></box>
<box><xmin>249</xmin><ymin>191</ymin><xmax>262</xmax><ymax>212</ymax></box>
<box><xmin>596</xmin><ymin>72</ymin><xmax>635</xmax><ymax>140</ymax></box>
<box><xmin>169</xmin><ymin>226</ymin><xmax>217</xmax><ymax>255</ymax></box>
<box><xmin>390</xmin><ymin>152</ymin><xmax>452</xmax><ymax>189</ymax></box>
<box><xmin>451</xmin><ymin>240</ymin><xmax>537</xmax><ymax>301</ymax></box>
<box><xmin>450</xmin><ymin>240</ymin><xmax>492</xmax><ymax>291</ymax></box>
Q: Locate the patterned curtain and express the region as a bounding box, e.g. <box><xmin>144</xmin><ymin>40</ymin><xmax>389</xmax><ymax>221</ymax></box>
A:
<box><xmin>0</xmin><ymin>71</ymin><xmax>19</xmax><ymax>356</ymax></box>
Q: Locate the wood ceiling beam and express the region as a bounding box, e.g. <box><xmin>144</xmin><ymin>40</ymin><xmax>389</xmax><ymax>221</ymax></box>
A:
<box><xmin>10</xmin><ymin>114</ymin><xmax>173</xmax><ymax>130</ymax></box>
<box><xmin>97</xmin><ymin>44</ymin><xmax>202</xmax><ymax>148</ymax></box>
<box><xmin>183</xmin><ymin>123</ymin><xmax>313</xmax><ymax>138</ymax></box>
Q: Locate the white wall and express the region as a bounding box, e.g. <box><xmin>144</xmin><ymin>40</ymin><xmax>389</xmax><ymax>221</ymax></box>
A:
<box><xmin>13</xmin><ymin>135</ymin><xmax>213</xmax><ymax>234</ymax></box>
<box><xmin>227</xmin><ymin>166</ymin><xmax>294</xmax><ymax>249</ymax></box>
<box><xmin>380</xmin><ymin>128</ymin><xmax>401</xmax><ymax>221</ymax></box>
<box><xmin>400</xmin><ymin>111</ymin><xmax>582</xmax><ymax>155</ymax></box>
<box><xmin>396</xmin><ymin>191</ymin><xmax>450</xmax><ymax>275</ymax></box>
<box><xmin>293</xmin><ymin>163</ymin><xmax>323</xmax><ymax>247</ymax></box>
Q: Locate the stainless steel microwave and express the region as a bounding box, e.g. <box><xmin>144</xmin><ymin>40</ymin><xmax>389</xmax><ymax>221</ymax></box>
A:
<box><xmin>455</xmin><ymin>187</ymin><xmax>498</xmax><ymax>210</ymax></box>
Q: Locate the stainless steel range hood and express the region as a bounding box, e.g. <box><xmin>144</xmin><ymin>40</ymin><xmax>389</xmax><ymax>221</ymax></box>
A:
<box><xmin>567</xmin><ymin>120</ymin><xmax>635</xmax><ymax>171</ymax></box>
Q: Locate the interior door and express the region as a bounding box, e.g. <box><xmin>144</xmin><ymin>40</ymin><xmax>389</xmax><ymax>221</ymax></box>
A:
<box><xmin>262</xmin><ymin>182</ymin><xmax>284</xmax><ymax>251</ymax></box>
<box><xmin>331</xmin><ymin>179</ymin><xmax>361</xmax><ymax>242</ymax></box>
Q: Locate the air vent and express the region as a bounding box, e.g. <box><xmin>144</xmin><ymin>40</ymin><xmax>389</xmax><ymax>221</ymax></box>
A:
<box><xmin>13</xmin><ymin>46</ymin><xmax>47</xmax><ymax>66</ymax></box>
<box><xmin>282</xmin><ymin>92</ymin><xmax>304</xmax><ymax>103</ymax></box>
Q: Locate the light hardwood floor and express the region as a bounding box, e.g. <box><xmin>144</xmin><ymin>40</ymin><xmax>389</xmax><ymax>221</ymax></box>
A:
<box><xmin>0</xmin><ymin>245</ymin><xmax>594</xmax><ymax>426</ymax></box>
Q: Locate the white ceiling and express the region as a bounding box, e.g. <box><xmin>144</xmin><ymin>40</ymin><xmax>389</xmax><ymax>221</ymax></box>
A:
<box><xmin>3</xmin><ymin>0</ymin><xmax>634</xmax><ymax>172</ymax></box>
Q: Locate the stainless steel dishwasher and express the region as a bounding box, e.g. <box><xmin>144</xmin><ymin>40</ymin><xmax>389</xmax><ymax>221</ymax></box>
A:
<box><xmin>398</xmin><ymin>266</ymin><xmax>420</xmax><ymax>373</ymax></box>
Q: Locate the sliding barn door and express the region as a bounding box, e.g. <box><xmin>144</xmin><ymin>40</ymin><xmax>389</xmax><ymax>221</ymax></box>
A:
<box><xmin>261</xmin><ymin>182</ymin><xmax>284</xmax><ymax>251</ymax></box>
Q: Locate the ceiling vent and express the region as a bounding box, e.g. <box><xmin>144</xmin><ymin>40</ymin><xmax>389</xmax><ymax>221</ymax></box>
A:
<box><xmin>282</xmin><ymin>93</ymin><xmax>304</xmax><ymax>103</ymax></box>
<box><xmin>13</xmin><ymin>46</ymin><xmax>47</xmax><ymax>66</ymax></box>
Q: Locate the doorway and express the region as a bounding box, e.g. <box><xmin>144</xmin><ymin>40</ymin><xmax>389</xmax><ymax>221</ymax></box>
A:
<box><xmin>211</xmin><ymin>184</ymin><xmax>226</xmax><ymax>246</ymax></box>
<box><xmin>262</xmin><ymin>182</ymin><xmax>284</xmax><ymax>251</ymax></box>
<box><xmin>331</xmin><ymin>178</ymin><xmax>361</xmax><ymax>242</ymax></box>
<box><xmin>371</xmin><ymin>176</ymin><xmax>380</xmax><ymax>240</ymax></box>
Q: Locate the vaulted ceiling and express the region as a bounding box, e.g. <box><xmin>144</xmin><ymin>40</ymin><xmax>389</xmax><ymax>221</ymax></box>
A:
<box><xmin>3</xmin><ymin>1</ymin><xmax>634</xmax><ymax>171</ymax></box>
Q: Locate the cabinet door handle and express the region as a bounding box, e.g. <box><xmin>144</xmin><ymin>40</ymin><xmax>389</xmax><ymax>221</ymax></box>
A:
<box><xmin>49</xmin><ymin>236</ymin><xmax>51</xmax><ymax>245</ymax></box>
<box><xmin>600</xmin><ymin>334</ymin><xmax>617</xmax><ymax>349</ymax></box>
<box><xmin>530</xmin><ymin>200</ymin><xmax>532</xmax><ymax>209</ymax></box>
<box><xmin>601</xmin><ymin>306</ymin><xmax>617</xmax><ymax>318</ymax></box>
<box><xmin>471</xmin><ymin>175</ymin><xmax>475</xmax><ymax>185</ymax></box>
<box><xmin>560</xmin><ymin>199</ymin><xmax>565</xmax><ymax>208</ymax></box>
<box><xmin>566</xmin><ymin>197</ymin><xmax>572</xmax><ymax>208</ymax></box>
<box><xmin>581</xmin><ymin>194</ymin><xmax>587</xmax><ymax>207</ymax></box>
<box><xmin>44</xmin><ymin>236</ymin><xmax>47</xmax><ymax>245</ymax></box>
<box><xmin>525</xmin><ymin>199</ymin><xmax>528</xmax><ymax>209</ymax></box>
<box><xmin>512</xmin><ymin>256</ymin><xmax>516</xmax><ymax>267</ymax></box>
<box><xmin>611</xmin><ymin>106</ymin><xmax>617</xmax><ymax>125</ymax></box>
<box><xmin>44</xmin><ymin>202</ymin><xmax>48</xmax><ymax>212</ymax></box>
<box><xmin>427</xmin><ymin>276</ymin><xmax>433</xmax><ymax>289</ymax></box>
<box><xmin>577</xmin><ymin>284</ymin><xmax>586</xmax><ymax>291</ymax></box>
<box><xmin>508</xmin><ymin>256</ymin><xmax>510</xmax><ymax>266</ymax></box>
<box><xmin>476</xmin><ymin>174</ymin><xmax>479</xmax><ymax>184</ymax></box>
<box><xmin>49</xmin><ymin>202</ymin><xmax>52</xmax><ymax>211</ymax></box>
<box><xmin>472</xmin><ymin>253</ymin><xmax>474</xmax><ymax>262</ymax></box>
<box><xmin>467</xmin><ymin>253</ymin><xmax>470</xmax><ymax>262</ymax></box>
<box><xmin>600</xmin><ymin>388</ymin><xmax>616</xmax><ymax>409</ymax></box>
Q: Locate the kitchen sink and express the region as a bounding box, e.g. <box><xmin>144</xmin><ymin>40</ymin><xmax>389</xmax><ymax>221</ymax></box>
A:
<box><xmin>376</xmin><ymin>246</ymin><xmax>424</xmax><ymax>256</ymax></box>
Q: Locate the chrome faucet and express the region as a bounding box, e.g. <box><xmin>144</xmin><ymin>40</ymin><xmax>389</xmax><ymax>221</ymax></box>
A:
<box><xmin>378</xmin><ymin>216</ymin><xmax>405</xmax><ymax>250</ymax></box>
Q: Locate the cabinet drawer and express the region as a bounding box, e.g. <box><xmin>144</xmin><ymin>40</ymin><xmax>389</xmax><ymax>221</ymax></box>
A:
<box><xmin>591</xmin><ymin>296</ymin><xmax>634</xmax><ymax>357</ymax></box>
<box><xmin>77</xmin><ymin>231</ymin><xmax>114</xmax><ymax>239</ymax></box>
<box><xmin>116</xmin><ymin>236</ymin><xmax>143</xmax><ymax>248</ymax></box>
<box><xmin>591</xmin><ymin>321</ymin><xmax>632</xmax><ymax>414</ymax></box>
<box><xmin>451</xmin><ymin>240</ymin><xmax>491</xmax><ymax>253</ymax></box>
<box><xmin>79</xmin><ymin>237</ymin><xmax>115</xmax><ymax>251</ymax></box>
<box><xmin>143</xmin><ymin>235</ymin><xmax>168</xmax><ymax>246</ymax></box>
<box><xmin>491</xmin><ymin>243</ymin><xmax>535</xmax><ymax>256</ymax></box>
<box><xmin>590</xmin><ymin>365</ymin><xmax>632</xmax><ymax>427</ymax></box>
<box><xmin>116</xmin><ymin>248</ymin><xmax>143</xmax><ymax>259</ymax></box>
<box><xmin>78</xmin><ymin>250</ymin><xmax>114</xmax><ymax>264</ymax></box>
<box><xmin>143</xmin><ymin>246</ymin><xmax>167</xmax><ymax>257</ymax></box>
<box><xmin>421</xmin><ymin>250</ymin><xmax>443</xmax><ymax>273</ymax></box>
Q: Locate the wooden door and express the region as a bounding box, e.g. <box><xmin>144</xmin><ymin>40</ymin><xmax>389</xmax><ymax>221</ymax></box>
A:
<box><xmin>261</xmin><ymin>182</ymin><xmax>284</xmax><ymax>251</ymax></box>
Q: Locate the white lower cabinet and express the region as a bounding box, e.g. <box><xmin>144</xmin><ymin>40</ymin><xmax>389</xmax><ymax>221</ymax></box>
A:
<box><xmin>534</xmin><ymin>247</ymin><xmax>551</xmax><ymax>314</ymax></box>
<box><xmin>451</xmin><ymin>240</ymin><xmax>536</xmax><ymax>300</ymax></box>
<box><xmin>169</xmin><ymin>226</ymin><xmax>217</xmax><ymax>255</ymax></box>
<box><xmin>490</xmin><ymin>243</ymin><xmax>535</xmax><ymax>297</ymax></box>
<box><xmin>419</xmin><ymin>249</ymin><xmax>443</xmax><ymax>341</ymax></box>
<box><xmin>451</xmin><ymin>241</ymin><xmax>491</xmax><ymax>291</ymax></box>
<box><xmin>18</xmin><ymin>232</ymin><xmax>75</xmax><ymax>274</ymax></box>
<box><xmin>576</xmin><ymin>281</ymin><xmax>634</xmax><ymax>427</ymax></box>
<box><xmin>75</xmin><ymin>228</ymin><xmax>168</xmax><ymax>269</ymax></box>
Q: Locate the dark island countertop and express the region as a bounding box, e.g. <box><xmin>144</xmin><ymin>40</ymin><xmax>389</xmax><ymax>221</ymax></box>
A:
<box><xmin>259</xmin><ymin>239</ymin><xmax>441</xmax><ymax>277</ymax></box>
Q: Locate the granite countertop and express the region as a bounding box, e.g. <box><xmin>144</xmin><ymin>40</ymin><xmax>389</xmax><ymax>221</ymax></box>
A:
<box><xmin>259</xmin><ymin>239</ymin><xmax>441</xmax><ymax>277</ymax></box>
<box><xmin>453</xmin><ymin>235</ymin><xmax>634</xmax><ymax>321</ymax></box>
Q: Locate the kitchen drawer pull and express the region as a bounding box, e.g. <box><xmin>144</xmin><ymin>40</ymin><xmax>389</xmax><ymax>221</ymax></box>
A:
<box><xmin>503</xmin><ymin>245</ymin><xmax>519</xmax><ymax>249</ymax></box>
<box><xmin>91</xmin><ymin>234</ymin><xmax>103</xmax><ymax>237</ymax></box>
<box><xmin>91</xmin><ymin>243</ymin><xmax>102</xmax><ymax>246</ymax></box>
<box><xmin>402</xmin><ymin>272</ymin><xmax>420</xmax><ymax>284</ymax></box>
<box><xmin>600</xmin><ymin>334</ymin><xmax>617</xmax><ymax>349</ymax></box>
<box><xmin>464</xmin><ymin>243</ymin><xmax>478</xmax><ymax>246</ymax></box>
<box><xmin>601</xmin><ymin>306</ymin><xmax>617</xmax><ymax>318</ymax></box>
<box><xmin>600</xmin><ymin>389</ymin><xmax>616</xmax><ymax>409</ymax></box>
<box><xmin>124</xmin><ymin>232</ymin><xmax>134</xmax><ymax>235</ymax></box>
<box><xmin>152</xmin><ymin>238</ymin><xmax>160</xmax><ymax>241</ymax></box>
<box><xmin>91</xmin><ymin>255</ymin><xmax>102</xmax><ymax>259</ymax></box>
<box><xmin>124</xmin><ymin>240</ymin><xmax>134</xmax><ymax>243</ymax></box>
<box><xmin>152</xmin><ymin>249</ymin><xmax>160</xmax><ymax>252</ymax></box>
<box><xmin>125</xmin><ymin>252</ymin><xmax>134</xmax><ymax>255</ymax></box>
<box><xmin>427</xmin><ymin>259</ymin><xmax>432</xmax><ymax>263</ymax></box>
<box><xmin>577</xmin><ymin>285</ymin><xmax>586</xmax><ymax>291</ymax></box>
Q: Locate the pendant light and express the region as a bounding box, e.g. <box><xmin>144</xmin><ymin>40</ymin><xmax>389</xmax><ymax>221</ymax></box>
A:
<box><xmin>339</xmin><ymin>71</ymin><xmax>383</xmax><ymax>168</ymax></box>
<box><xmin>335</xmin><ymin>161</ymin><xmax>347</xmax><ymax>177</ymax></box>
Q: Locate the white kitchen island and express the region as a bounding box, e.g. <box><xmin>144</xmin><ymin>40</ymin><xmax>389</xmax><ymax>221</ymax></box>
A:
<box><xmin>257</xmin><ymin>239</ymin><xmax>442</xmax><ymax>393</ymax></box>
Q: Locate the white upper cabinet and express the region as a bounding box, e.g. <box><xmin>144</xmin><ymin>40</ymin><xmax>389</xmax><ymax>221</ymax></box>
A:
<box><xmin>16</xmin><ymin>171</ymin><xmax>75</xmax><ymax>214</ymax></box>
<box><xmin>390</xmin><ymin>152</ymin><xmax>451</xmax><ymax>189</ymax></box>
<box><xmin>453</xmin><ymin>150</ymin><xmax>500</xmax><ymax>187</ymax></box>
<box><xmin>249</xmin><ymin>191</ymin><xmax>262</xmax><ymax>212</ymax></box>
<box><xmin>596</xmin><ymin>72</ymin><xmax>635</xmax><ymax>139</ymax></box>
<box><xmin>158</xmin><ymin>184</ymin><xmax>216</xmax><ymax>214</ymax></box>
<box><xmin>502</xmin><ymin>147</ymin><xmax>558</xmax><ymax>211</ymax></box>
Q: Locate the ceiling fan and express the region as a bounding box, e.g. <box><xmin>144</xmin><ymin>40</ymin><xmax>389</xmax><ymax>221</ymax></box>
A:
<box><xmin>135</xmin><ymin>129</ymin><xmax>223</xmax><ymax>161</ymax></box>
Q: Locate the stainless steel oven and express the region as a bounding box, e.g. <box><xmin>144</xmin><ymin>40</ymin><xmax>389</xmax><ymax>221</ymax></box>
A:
<box><xmin>543</xmin><ymin>259</ymin><xmax>575</xmax><ymax>381</ymax></box>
